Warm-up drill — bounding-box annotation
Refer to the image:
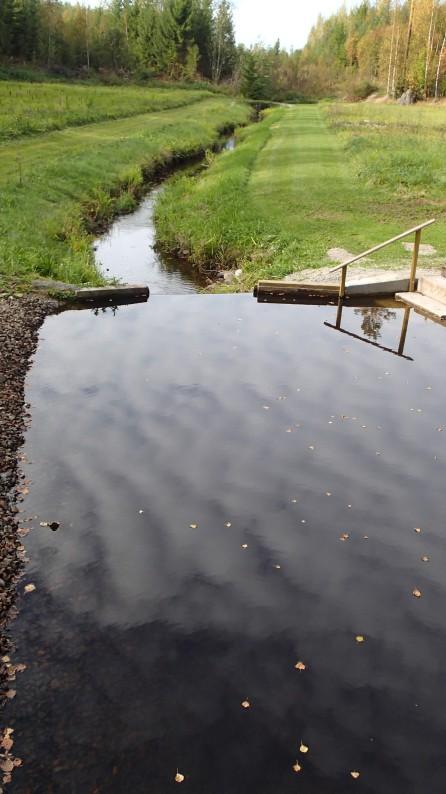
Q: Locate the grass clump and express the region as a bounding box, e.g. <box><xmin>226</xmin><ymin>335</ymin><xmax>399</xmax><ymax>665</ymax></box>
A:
<box><xmin>155</xmin><ymin>103</ymin><xmax>446</xmax><ymax>290</ymax></box>
<box><xmin>0</xmin><ymin>96</ymin><xmax>251</xmax><ymax>288</ymax></box>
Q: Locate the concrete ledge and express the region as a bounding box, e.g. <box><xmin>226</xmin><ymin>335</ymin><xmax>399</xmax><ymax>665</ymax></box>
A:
<box><xmin>346</xmin><ymin>276</ymin><xmax>412</xmax><ymax>296</ymax></box>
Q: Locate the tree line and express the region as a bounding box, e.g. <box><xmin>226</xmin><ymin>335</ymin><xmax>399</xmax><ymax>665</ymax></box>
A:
<box><xmin>0</xmin><ymin>0</ymin><xmax>236</xmax><ymax>81</ymax></box>
<box><xmin>301</xmin><ymin>0</ymin><xmax>446</xmax><ymax>99</ymax></box>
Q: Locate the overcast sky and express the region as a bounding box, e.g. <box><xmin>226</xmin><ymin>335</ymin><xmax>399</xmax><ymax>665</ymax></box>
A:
<box><xmin>233</xmin><ymin>0</ymin><xmax>358</xmax><ymax>51</ymax></box>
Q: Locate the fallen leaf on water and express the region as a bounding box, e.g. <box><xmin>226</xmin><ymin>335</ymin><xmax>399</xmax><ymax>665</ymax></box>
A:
<box><xmin>225</xmin><ymin>522</ymin><xmax>232</xmax><ymax>528</ymax></box>
<box><xmin>413</xmin><ymin>588</ymin><xmax>422</xmax><ymax>598</ymax></box>
<box><xmin>274</xmin><ymin>564</ymin><xmax>281</xmax><ymax>570</ymax></box>
<box><xmin>241</xmin><ymin>700</ymin><xmax>251</xmax><ymax>709</ymax></box>
<box><xmin>189</xmin><ymin>524</ymin><xmax>198</xmax><ymax>529</ymax></box>
<box><xmin>355</xmin><ymin>635</ymin><xmax>365</xmax><ymax>644</ymax></box>
<box><xmin>295</xmin><ymin>661</ymin><xmax>306</xmax><ymax>671</ymax></box>
<box><xmin>241</xmin><ymin>544</ymin><xmax>248</xmax><ymax>549</ymax></box>
<box><xmin>414</xmin><ymin>527</ymin><xmax>422</xmax><ymax>534</ymax></box>
<box><xmin>24</xmin><ymin>584</ymin><xmax>35</xmax><ymax>594</ymax></box>
<box><xmin>292</xmin><ymin>761</ymin><xmax>302</xmax><ymax>773</ymax></box>
<box><xmin>308</xmin><ymin>445</ymin><xmax>315</xmax><ymax>451</ymax></box>
<box><xmin>299</xmin><ymin>743</ymin><xmax>309</xmax><ymax>754</ymax></box>
<box><xmin>0</xmin><ymin>760</ymin><xmax>13</xmax><ymax>774</ymax></box>
<box><xmin>340</xmin><ymin>533</ymin><xmax>349</xmax><ymax>542</ymax></box>
<box><xmin>326</xmin><ymin>492</ymin><xmax>332</xmax><ymax>497</ymax></box>
<box><xmin>421</xmin><ymin>556</ymin><xmax>430</xmax><ymax>562</ymax></box>
<box><xmin>175</xmin><ymin>770</ymin><xmax>185</xmax><ymax>783</ymax></box>
<box><xmin>351</xmin><ymin>771</ymin><xmax>360</xmax><ymax>779</ymax></box>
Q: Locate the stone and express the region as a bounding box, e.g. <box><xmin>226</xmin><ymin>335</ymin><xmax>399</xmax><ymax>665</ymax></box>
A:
<box><xmin>397</xmin><ymin>88</ymin><xmax>417</xmax><ymax>105</ymax></box>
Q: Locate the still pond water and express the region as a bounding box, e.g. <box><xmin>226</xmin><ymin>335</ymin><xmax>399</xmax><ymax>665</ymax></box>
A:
<box><xmin>8</xmin><ymin>297</ymin><xmax>446</xmax><ymax>793</ymax></box>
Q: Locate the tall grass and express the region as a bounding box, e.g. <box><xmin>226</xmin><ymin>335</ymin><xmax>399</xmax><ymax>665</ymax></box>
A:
<box><xmin>0</xmin><ymin>81</ymin><xmax>211</xmax><ymax>141</ymax></box>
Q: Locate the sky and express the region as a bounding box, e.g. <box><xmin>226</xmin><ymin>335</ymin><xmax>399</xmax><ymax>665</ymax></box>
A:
<box><xmin>232</xmin><ymin>0</ymin><xmax>359</xmax><ymax>51</ymax></box>
<box><xmin>65</xmin><ymin>0</ymin><xmax>359</xmax><ymax>52</ymax></box>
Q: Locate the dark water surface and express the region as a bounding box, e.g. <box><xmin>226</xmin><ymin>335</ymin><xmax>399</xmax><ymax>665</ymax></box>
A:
<box><xmin>8</xmin><ymin>297</ymin><xmax>446</xmax><ymax>793</ymax></box>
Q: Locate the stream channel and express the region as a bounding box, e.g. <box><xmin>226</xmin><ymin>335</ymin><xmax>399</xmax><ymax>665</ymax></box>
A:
<box><xmin>94</xmin><ymin>136</ymin><xmax>236</xmax><ymax>293</ymax></box>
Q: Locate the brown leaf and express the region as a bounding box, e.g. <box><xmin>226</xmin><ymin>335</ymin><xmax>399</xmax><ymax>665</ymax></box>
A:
<box><xmin>414</xmin><ymin>527</ymin><xmax>422</xmax><ymax>534</ymax></box>
<box><xmin>175</xmin><ymin>771</ymin><xmax>185</xmax><ymax>783</ymax></box>
<box><xmin>412</xmin><ymin>588</ymin><xmax>422</xmax><ymax>598</ymax></box>
<box><xmin>299</xmin><ymin>743</ymin><xmax>309</xmax><ymax>754</ymax></box>
<box><xmin>294</xmin><ymin>661</ymin><xmax>306</xmax><ymax>671</ymax></box>
<box><xmin>24</xmin><ymin>583</ymin><xmax>36</xmax><ymax>593</ymax></box>
<box><xmin>241</xmin><ymin>700</ymin><xmax>251</xmax><ymax>709</ymax></box>
<box><xmin>421</xmin><ymin>556</ymin><xmax>429</xmax><ymax>562</ymax></box>
<box><xmin>340</xmin><ymin>533</ymin><xmax>349</xmax><ymax>542</ymax></box>
<box><xmin>0</xmin><ymin>760</ymin><xmax>13</xmax><ymax>774</ymax></box>
<box><xmin>189</xmin><ymin>524</ymin><xmax>198</xmax><ymax>529</ymax></box>
<box><xmin>351</xmin><ymin>771</ymin><xmax>360</xmax><ymax>779</ymax></box>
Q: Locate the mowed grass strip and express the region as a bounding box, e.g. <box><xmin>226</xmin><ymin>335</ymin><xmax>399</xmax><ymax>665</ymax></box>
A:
<box><xmin>0</xmin><ymin>81</ymin><xmax>212</xmax><ymax>141</ymax></box>
<box><xmin>0</xmin><ymin>97</ymin><xmax>251</xmax><ymax>288</ymax></box>
<box><xmin>155</xmin><ymin>104</ymin><xmax>445</xmax><ymax>290</ymax></box>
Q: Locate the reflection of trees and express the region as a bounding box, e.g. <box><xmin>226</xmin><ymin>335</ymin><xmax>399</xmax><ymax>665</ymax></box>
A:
<box><xmin>354</xmin><ymin>307</ymin><xmax>397</xmax><ymax>341</ymax></box>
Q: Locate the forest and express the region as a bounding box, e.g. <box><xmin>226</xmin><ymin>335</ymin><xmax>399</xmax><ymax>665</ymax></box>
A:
<box><xmin>1</xmin><ymin>1</ymin><xmax>446</xmax><ymax>100</ymax></box>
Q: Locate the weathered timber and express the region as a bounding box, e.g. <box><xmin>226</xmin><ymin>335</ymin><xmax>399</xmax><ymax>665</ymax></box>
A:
<box><xmin>396</xmin><ymin>292</ymin><xmax>446</xmax><ymax>321</ymax></box>
<box><xmin>74</xmin><ymin>285</ymin><xmax>149</xmax><ymax>301</ymax></box>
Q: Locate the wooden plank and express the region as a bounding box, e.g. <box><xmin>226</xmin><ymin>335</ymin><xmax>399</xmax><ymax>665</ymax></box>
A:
<box><xmin>395</xmin><ymin>292</ymin><xmax>446</xmax><ymax>321</ymax></box>
<box><xmin>256</xmin><ymin>280</ymin><xmax>339</xmax><ymax>295</ymax></box>
<box><xmin>74</xmin><ymin>285</ymin><xmax>149</xmax><ymax>301</ymax></box>
<box><xmin>328</xmin><ymin>219</ymin><xmax>436</xmax><ymax>274</ymax></box>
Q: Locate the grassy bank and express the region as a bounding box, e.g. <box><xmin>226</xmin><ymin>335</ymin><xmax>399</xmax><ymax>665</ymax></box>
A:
<box><xmin>155</xmin><ymin>103</ymin><xmax>445</xmax><ymax>290</ymax></box>
<box><xmin>0</xmin><ymin>95</ymin><xmax>250</xmax><ymax>290</ymax></box>
<box><xmin>0</xmin><ymin>81</ymin><xmax>212</xmax><ymax>141</ymax></box>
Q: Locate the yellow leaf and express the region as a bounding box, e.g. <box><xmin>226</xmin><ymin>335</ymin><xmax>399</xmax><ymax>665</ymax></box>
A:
<box><xmin>189</xmin><ymin>524</ymin><xmax>198</xmax><ymax>529</ymax></box>
<box><xmin>299</xmin><ymin>743</ymin><xmax>309</xmax><ymax>754</ymax></box>
<box><xmin>175</xmin><ymin>770</ymin><xmax>185</xmax><ymax>783</ymax></box>
<box><xmin>340</xmin><ymin>533</ymin><xmax>349</xmax><ymax>542</ymax></box>
<box><xmin>351</xmin><ymin>771</ymin><xmax>360</xmax><ymax>779</ymax></box>
<box><xmin>294</xmin><ymin>661</ymin><xmax>306</xmax><ymax>671</ymax></box>
<box><xmin>412</xmin><ymin>588</ymin><xmax>422</xmax><ymax>598</ymax></box>
<box><xmin>241</xmin><ymin>700</ymin><xmax>251</xmax><ymax>709</ymax></box>
<box><xmin>292</xmin><ymin>761</ymin><xmax>302</xmax><ymax>773</ymax></box>
<box><xmin>24</xmin><ymin>583</ymin><xmax>35</xmax><ymax>593</ymax></box>
<box><xmin>355</xmin><ymin>635</ymin><xmax>365</xmax><ymax>643</ymax></box>
<box><xmin>414</xmin><ymin>527</ymin><xmax>422</xmax><ymax>534</ymax></box>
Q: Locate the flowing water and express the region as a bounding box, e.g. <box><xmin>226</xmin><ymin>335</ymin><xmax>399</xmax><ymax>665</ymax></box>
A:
<box><xmin>94</xmin><ymin>137</ymin><xmax>236</xmax><ymax>292</ymax></box>
<box><xmin>7</xmin><ymin>297</ymin><xmax>446</xmax><ymax>793</ymax></box>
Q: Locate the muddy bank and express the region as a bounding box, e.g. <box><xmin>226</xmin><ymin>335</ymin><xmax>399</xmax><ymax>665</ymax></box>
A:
<box><xmin>0</xmin><ymin>296</ymin><xmax>57</xmax><ymax>715</ymax></box>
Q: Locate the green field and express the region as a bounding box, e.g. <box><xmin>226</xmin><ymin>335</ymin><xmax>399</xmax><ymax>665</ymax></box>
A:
<box><xmin>155</xmin><ymin>103</ymin><xmax>446</xmax><ymax>290</ymax></box>
<box><xmin>0</xmin><ymin>81</ymin><xmax>212</xmax><ymax>141</ymax></box>
<box><xmin>0</xmin><ymin>92</ymin><xmax>250</xmax><ymax>289</ymax></box>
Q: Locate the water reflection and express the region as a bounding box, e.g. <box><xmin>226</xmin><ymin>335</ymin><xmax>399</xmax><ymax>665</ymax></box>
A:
<box><xmin>7</xmin><ymin>297</ymin><xmax>446</xmax><ymax>793</ymax></box>
<box><xmin>353</xmin><ymin>307</ymin><xmax>397</xmax><ymax>341</ymax></box>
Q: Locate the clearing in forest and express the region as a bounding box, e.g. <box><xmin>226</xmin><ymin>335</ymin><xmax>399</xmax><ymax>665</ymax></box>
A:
<box><xmin>0</xmin><ymin>90</ymin><xmax>250</xmax><ymax>289</ymax></box>
<box><xmin>155</xmin><ymin>103</ymin><xmax>446</xmax><ymax>289</ymax></box>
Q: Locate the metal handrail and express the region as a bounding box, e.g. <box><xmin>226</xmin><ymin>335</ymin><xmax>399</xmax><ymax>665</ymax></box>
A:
<box><xmin>329</xmin><ymin>219</ymin><xmax>436</xmax><ymax>298</ymax></box>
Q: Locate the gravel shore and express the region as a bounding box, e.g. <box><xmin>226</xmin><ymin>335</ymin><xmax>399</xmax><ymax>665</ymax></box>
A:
<box><xmin>0</xmin><ymin>296</ymin><xmax>57</xmax><ymax>709</ymax></box>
